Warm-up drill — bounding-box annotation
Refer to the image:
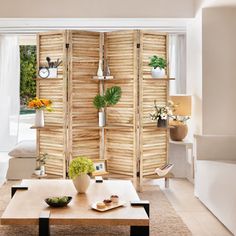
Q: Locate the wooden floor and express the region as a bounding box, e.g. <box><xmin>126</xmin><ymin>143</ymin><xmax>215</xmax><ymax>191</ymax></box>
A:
<box><xmin>146</xmin><ymin>178</ymin><xmax>233</xmax><ymax>236</ymax></box>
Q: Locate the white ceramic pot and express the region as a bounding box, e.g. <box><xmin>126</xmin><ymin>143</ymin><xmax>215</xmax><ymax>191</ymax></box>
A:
<box><xmin>48</xmin><ymin>68</ymin><xmax>58</xmax><ymax>78</ymax></box>
<box><xmin>99</xmin><ymin>111</ymin><xmax>106</xmax><ymax>127</ymax></box>
<box><xmin>35</xmin><ymin>109</ymin><xmax>44</xmax><ymax>127</ymax></box>
<box><xmin>34</xmin><ymin>169</ymin><xmax>41</xmax><ymax>176</ymax></box>
<box><xmin>73</xmin><ymin>174</ymin><xmax>90</xmax><ymax>193</ymax></box>
<box><xmin>151</xmin><ymin>67</ymin><xmax>165</xmax><ymax>78</ymax></box>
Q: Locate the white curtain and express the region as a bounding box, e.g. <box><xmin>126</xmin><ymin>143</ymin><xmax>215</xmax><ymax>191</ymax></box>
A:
<box><xmin>169</xmin><ymin>34</ymin><xmax>186</xmax><ymax>95</ymax></box>
<box><xmin>0</xmin><ymin>35</ymin><xmax>20</xmax><ymax>151</ymax></box>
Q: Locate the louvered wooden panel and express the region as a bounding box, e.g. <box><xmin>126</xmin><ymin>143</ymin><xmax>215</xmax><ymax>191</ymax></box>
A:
<box><xmin>104</xmin><ymin>31</ymin><xmax>138</xmax><ymax>184</ymax></box>
<box><xmin>39</xmin><ymin>128</ymin><xmax>65</xmax><ymax>177</ymax></box>
<box><xmin>139</xmin><ymin>31</ymin><xmax>169</xmax><ymax>182</ymax></box>
<box><xmin>105</xmin><ymin>128</ymin><xmax>134</xmax><ymax>176</ymax></box>
<box><xmin>71</xmin><ymin>128</ymin><xmax>100</xmax><ymax>160</ymax></box>
<box><xmin>142</xmin><ymin>32</ymin><xmax>168</xmax><ymax>79</ymax></box>
<box><xmin>68</xmin><ymin>31</ymin><xmax>100</xmax><ymax>160</ymax></box>
<box><xmin>142</xmin><ymin>128</ymin><xmax>167</xmax><ymax>176</ymax></box>
<box><xmin>37</xmin><ymin>31</ymin><xmax>67</xmax><ymax>178</ymax></box>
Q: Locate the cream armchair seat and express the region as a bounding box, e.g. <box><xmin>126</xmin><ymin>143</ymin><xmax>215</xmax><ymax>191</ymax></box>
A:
<box><xmin>195</xmin><ymin>135</ymin><xmax>236</xmax><ymax>235</ymax></box>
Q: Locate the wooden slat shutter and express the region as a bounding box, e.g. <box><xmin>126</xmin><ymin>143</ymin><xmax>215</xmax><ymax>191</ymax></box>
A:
<box><xmin>37</xmin><ymin>31</ymin><xmax>68</xmax><ymax>178</ymax></box>
<box><xmin>68</xmin><ymin>31</ymin><xmax>100</xmax><ymax>161</ymax></box>
<box><xmin>104</xmin><ymin>30</ymin><xmax>138</xmax><ymax>185</ymax></box>
<box><xmin>139</xmin><ymin>31</ymin><xmax>169</xmax><ymax>180</ymax></box>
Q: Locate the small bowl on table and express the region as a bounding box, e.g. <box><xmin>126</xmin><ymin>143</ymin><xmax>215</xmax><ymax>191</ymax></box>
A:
<box><xmin>45</xmin><ymin>196</ymin><xmax>72</xmax><ymax>208</ymax></box>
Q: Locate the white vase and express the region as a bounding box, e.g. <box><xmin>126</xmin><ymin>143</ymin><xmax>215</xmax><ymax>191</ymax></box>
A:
<box><xmin>40</xmin><ymin>165</ymin><xmax>45</xmax><ymax>175</ymax></box>
<box><xmin>99</xmin><ymin>111</ymin><xmax>105</xmax><ymax>127</ymax></box>
<box><xmin>73</xmin><ymin>174</ymin><xmax>90</xmax><ymax>193</ymax></box>
<box><xmin>35</xmin><ymin>110</ymin><xmax>44</xmax><ymax>127</ymax></box>
<box><xmin>97</xmin><ymin>59</ymin><xmax>103</xmax><ymax>77</ymax></box>
<box><xmin>151</xmin><ymin>67</ymin><xmax>165</xmax><ymax>78</ymax></box>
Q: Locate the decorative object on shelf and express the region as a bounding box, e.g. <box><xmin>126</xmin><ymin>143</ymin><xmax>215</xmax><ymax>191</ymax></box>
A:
<box><xmin>155</xmin><ymin>164</ymin><xmax>173</xmax><ymax>177</ymax></box>
<box><xmin>35</xmin><ymin>153</ymin><xmax>48</xmax><ymax>175</ymax></box>
<box><xmin>169</xmin><ymin>95</ymin><xmax>192</xmax><ymax>141</ymax></box>
<box><xmin>69</xmin><ymin>156</ymin><xmax>95</xmax><ymax>193</ymax></box>
<box><xmin>92</xmin><ymin>159</ymin><xmax>108</xmax><ymax>176</ymax></box>
<box><xmin>149</xmin><ymin>100</ymin><xmax>173</xmax><ymax>127</ymax></box>
<box><xmin>45</xmin><ymin>196</ymin><xmax>72</xmax><ymax>208</ymax></box>
<box><xmin>38</xmin><ymin>67</ymin><xmax>49</xmax><ymax>78</ymax></box>
<box><xmin>148</xmin><ymin>55</ymin><xmax>167</xmax><ymax>78</ymax></box>
<box><xmin>105</xmin><ymin>62</ymin><xmax>111</xmax><ymax>76</ymax></box>
<box><xmin>38</xmin><ymin>57</ymin><xmax>62</xmax><ymax>79</ymax></box>
<box><xmin>97</xmin><ymin>59</ymin><xmax>103</xmax><ymax>77</ymax></box>
<box><xmin>93</xmin><ymin>86</ymin><xmax>122</xmax><ymax>127</ymax></box>
<box><xmin>28</xmin><ymin>97</ymin><xmax>53</xmax><ymax>127</ymax></box>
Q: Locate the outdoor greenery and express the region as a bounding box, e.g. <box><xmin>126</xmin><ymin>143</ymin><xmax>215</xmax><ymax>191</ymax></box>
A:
<box><xmin>20</xmin><ymin>45</ymin><xmax>36</xmax><ymax>105</ymax></box>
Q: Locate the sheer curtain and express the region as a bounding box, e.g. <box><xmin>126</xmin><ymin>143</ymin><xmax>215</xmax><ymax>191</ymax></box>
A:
<box><xmin>0</xmin><ymin>35</ymin><xmax>20</xmax><ymax>151</ymax></box>
<box><xmin>169</xmin><ymin>34</ymin><xmax>186</xmax><ymax>95</ymax></box>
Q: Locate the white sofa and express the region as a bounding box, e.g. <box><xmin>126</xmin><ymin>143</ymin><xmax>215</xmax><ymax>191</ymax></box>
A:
<box><xmin>195</xmin><ymin>135</ymin><xmax>236</xmax><ymax>235</ymax></box>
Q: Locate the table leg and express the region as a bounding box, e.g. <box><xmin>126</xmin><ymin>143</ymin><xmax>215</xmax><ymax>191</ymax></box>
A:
<box><xmin>130</xmin><ymin>200</ymin><xmax>150</xmax><ymax>236</ymax></box>
<box><xmin>39</xmin><ymin>211</ymin><xmax>50</xmax><ymax>236</ymax></box>
<box><xmin>11</xmin><ymin>185</ymin><xmax>28</xmax><ymax>198</ymax></box>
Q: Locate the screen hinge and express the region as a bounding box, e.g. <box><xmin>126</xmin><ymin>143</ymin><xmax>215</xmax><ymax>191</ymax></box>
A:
<box><xmin>66</xmin><ymin>43</ymin><xmax>69</xmax><ymax>49</ymax></box>
<box><xmin>137</xmin><ymin>43</ymin><xmax>140</xmax><ymax>48</ymax></box>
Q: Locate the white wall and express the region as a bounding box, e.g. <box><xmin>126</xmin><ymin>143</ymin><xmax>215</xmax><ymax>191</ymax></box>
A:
<box><xmin>202</xmin><ymin>7</ymin><xmax>236</xmax><ymax>135</ymax></box>
<box><xmin>186</xmin><ymin>12</ymin><xmax>203</xmax><ymax>138</ymax></box>
<box><xmin>0</xmin><ymin>0</ymin><xmax>194</xmax><ymax>18</ymax></box>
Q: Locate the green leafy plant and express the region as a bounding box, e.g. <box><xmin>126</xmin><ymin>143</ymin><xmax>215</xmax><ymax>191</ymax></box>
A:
<box><xmin>93</xmin><ymin>95</ymin><xmax>106</xmax><ymax>110</ymax></box>
<box><xmin>20</xmin><ymin>46</ymin><xmax>37</xmax><ymax>105</ymax></box>
<box><xmin>68</xmin><ymin>156</ymin><xmax>95</xmax><ymax>179</ymax></box>
<box><xmin>148</xmin><ymin>55</ymin><xmax>167</xmax><ymax>69</ymax></box>
<box><xmin>93</xmin><ymin>86</ymin><xmax>122</xmax><ymax>110</ymax></box>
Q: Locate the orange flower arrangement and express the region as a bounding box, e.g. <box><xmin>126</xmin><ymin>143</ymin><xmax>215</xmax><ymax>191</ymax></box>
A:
<box><xmin>28</xmin><ymin>97</ymin><xmax>52</xmax><ymax>111</ymax></box>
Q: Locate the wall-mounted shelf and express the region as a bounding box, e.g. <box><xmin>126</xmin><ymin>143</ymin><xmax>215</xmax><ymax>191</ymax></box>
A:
<box><xmin>92</xmin><ymin>76</ymin><xmax>114</xmax><ymax>80</ymax></box>
<box><xmin>33</xmin><ymin>78</ymin><xmax>63</xmax><ymax>81</ymax></box>
<box><xmin>30</xmin><ymin>125</ymin><xmax>62</xmax><ymax>130</ymax></box>
<box><xmin>143</xmin><ymin>77</ymin><xmax>175</xmax><ymax>81</ymax></box>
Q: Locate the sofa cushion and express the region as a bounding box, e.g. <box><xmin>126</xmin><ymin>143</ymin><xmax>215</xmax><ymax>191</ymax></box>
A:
<box><xmin>8</xmin><ymin>140</ymin><xmax>36</xmax><ymax>158</ymax></box>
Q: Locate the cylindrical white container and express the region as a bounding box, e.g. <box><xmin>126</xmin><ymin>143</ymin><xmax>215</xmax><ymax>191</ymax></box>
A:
<box><xmin>35</xmin><ymin>109</ymin><xmax>44</xmax><ymax>127</ymax></box>
<box><xmin>99</xmin><ymin>111</ymin><xmax>106</xmax><ymax>127</ymax></box>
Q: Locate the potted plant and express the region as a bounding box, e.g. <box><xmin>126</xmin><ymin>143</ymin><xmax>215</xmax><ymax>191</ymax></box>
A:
<box><xmin>28</xmin><ymin>97</ymin><xmax>53</xmax><ymax>127</ymax></box>
<box><xmin>93</xmin><ymin>86</ymin><xmax>122</xmax><ymax>127</ymax></box>
<box><xmin>69</xmin><ymin>156</ymin><xmax>95</xmax><ymax>193</ymax></box>
<box><xmin>35</xmin><ymin>153</ymin><xmax>48</xmax><ymax>175</ymax></box>
<box><xmin>148</xmin><ymin>55</ymin><xmax>167</xmax><ymax>78</ymax></box>
<box><xmin>149</xmin><ymin>100</ymin><xmax>173</xmax><ymax>127</ymax></box>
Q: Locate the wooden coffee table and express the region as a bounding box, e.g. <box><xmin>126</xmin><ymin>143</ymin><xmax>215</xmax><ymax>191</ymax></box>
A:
<box><xmin>1</xmin><ymin>179</ymin><xmax>149</xmax><ymax>236</ymax></box>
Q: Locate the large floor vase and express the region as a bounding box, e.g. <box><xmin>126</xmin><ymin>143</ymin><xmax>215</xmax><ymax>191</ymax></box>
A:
<box><xmin>72</xmin><ymin>174</ymin><xmax>90</xmax><ymax>193</ymax></box>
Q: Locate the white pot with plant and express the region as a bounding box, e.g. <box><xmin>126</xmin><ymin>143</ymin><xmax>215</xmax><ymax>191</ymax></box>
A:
<box><xmin>149</xmin><ymin>55</ymin><xmax>167</xmax><ymax>78</ymax></box>
<box><xmin>35</xmin><ymin>153</ymin><xmax>48</xmax><ymax>175</ymax></box>
<box><xmin>69</xmin><ymin>156</ymin><xmax>95</xmax><ymax>193</ymax></box>
<box><xmin>93</xmin><ymin>86</ymin><xmax>122</xmax><ymax>127</ymax></box>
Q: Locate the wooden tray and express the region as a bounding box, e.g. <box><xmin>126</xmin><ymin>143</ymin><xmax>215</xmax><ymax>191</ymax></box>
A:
<box><xmin>91</xmin><ymin>201</ymin><xmax>126</xmax><ymax>212</ymax></box>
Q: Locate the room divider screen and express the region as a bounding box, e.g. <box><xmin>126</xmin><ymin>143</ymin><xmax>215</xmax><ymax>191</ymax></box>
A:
<box><xmin>36</xmin><ymin>30</ymin><xmax>173</xmax><ymax>188</ymax></box>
